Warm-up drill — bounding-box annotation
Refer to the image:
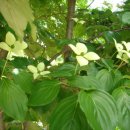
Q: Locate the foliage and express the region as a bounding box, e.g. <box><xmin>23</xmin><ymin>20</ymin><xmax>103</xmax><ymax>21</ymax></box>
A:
<box><xmin>0</xmin><ymin>0</ymin><xmax>130</xmax><ymax>130</ymax></box>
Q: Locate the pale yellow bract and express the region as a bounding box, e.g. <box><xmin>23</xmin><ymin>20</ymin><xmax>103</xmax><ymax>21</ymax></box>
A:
<box><xmin>114</xmin><ymin>39</ymin><xmax>130</xmax><ymax>63</ymax></box>
<box><xmin>27</xmin><ymin>62</ymin><xmax>50</xmax><ymax>79</ymax></box>
<box><xmin>69</xmin><ymin>43</ymin><xmax>100</xmax><ymax>66</ymax></box>
<box><xmin>0</xmin><ymin>32</ymin><xmax>28</xmax><ymax>60</ymax></box>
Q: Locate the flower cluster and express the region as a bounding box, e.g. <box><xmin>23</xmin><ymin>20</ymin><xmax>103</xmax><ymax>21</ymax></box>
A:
<box><xmin>0</xmin><ymin>32</ymin><xmax>28</xmax><ymax>60</ymax></box>
<box><xmin>115</xmin><ymin>40</ymin><xmax>130</xmax><ymax>63</ymax></box>
<box><xmin>27</xmin><ymin>62</ymin><xmax>50</xmax><ymax>79</ymax></box>
<box><xmin>69</xmin><ymin>43</ymin><xmax>100</xmax><ymax>66</ymax></box>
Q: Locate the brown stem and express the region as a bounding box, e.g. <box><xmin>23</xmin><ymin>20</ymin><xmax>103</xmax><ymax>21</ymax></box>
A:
<box><xmin>0</xmin><ymin>111</ymin><xmax>5</xmax><ymax>130</ymax></box>
<box><xmin>23</xmin><ymin>121</ymin><xmax>29</xmax><ymax>130</ymax></box>
<box><xmin>0</xmin><ymin>50</ymin><xmax>7</xmax><ymax>59</ymax></box>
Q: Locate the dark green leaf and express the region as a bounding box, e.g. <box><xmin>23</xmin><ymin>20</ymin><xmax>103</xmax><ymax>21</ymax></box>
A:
<box><xmin>13</xmin><ymin>71</ymin><xmax>33</xmax><ymax>93</ymax></box>
<box><xmin>69</xmin><ymin>76</ymin><xmax>101</xmax><ymax>90</ymax></box>
<box><xmin>50</xmin><ymin>95</ymin><xmax>90</xmax><ymax>130</ymax></box>
<box><xmin>103</xmin><ymin>31</ymin><xmax>115</xmax><ymax>43</ymax></box>
<box><xmin>11</xmin><ymin>57</ymin><xmax>29</xmax><ymax>69</ymax></box>
<box><xmin>51</xmin><ymin>63</ymin><xmax>75</xmax><ymax>77</ymax></box>
<box><xmin>29</xmin><ymin>80</ymin><xmax>60</xmax><ymax>106</ymax></box>
<box><xmin>112</xmin><ymin>87</ymin><xmax>130</xmax><ymax>130</ymax></box>
<box><xmin>0</xmin><ymin>79</ymin><xmax>28</xmax><ymax>121</ymax></box>
<box><xmin>78</xmin><ymin>90</ymin><xmax>118</xmax><ymax>130</ymax></box>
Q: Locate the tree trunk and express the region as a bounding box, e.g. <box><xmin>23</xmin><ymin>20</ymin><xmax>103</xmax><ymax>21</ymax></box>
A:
<box><xmin>0</xmin><ymin>111</ymin><xmax>5</xmax><ymax>130</ymax></box>
<box><xmin>64</xmin><ymin>0</ymin><xmax>76</xmax><ymax>61</ymax></box>
<box><xmin>66</xmin><ymin>0</ymin><xmax>76</xmax><ymax>39</ymax></box>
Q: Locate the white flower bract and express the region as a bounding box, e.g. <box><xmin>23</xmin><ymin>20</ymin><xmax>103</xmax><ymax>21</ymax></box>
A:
<box><xmin>27</xmin><ymin>62</ymin><xmax>50</xmax><ymax>79</ymax></box>
<box><xmin>0</xmin><ymin>32</ymin><xmax>28</xmax><ymax>60</ymax></box>
<box><xmin>69</xmin><ymin>43</ymin><xmax>100</xmax><ymax>66</ymax></box>
<box><xmin>114</xmin><ymin>39</ymin><xmax>130</xmax><ymax>63</ymax></box>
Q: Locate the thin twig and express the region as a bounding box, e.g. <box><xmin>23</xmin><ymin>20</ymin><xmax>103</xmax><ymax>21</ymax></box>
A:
<box><xmin>49</xmin><ymin>51</ymin><xmax>62</xmax><ymax>63</ymax></box>
<box><xmin>86</xmin><ymin>0</ymin><xmax>95</xmax><ymax>9</ymax></box>
<box><xmin>85</xmin><ymin>26</ymin><xmax>130</xmax><ymax>43</ymax></box>
<box><xmin>37</xmin><ymin>12</ymin><xmax>66</xmax><ymax>19</ymax></box>
<box><xmin>115</xmin><ymin>61</ymin><xmax>126</xmax><ymax>72</ymax></box>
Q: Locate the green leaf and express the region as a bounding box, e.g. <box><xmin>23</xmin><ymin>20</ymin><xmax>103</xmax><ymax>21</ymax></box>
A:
<box><xmin>50</xmin><ymin>95</ymin><xmax>90</xmax><ymax>130</ymax></box>
<box><xmin>103</xmin><ymin>31</ymin><xmax>115</xmax><ymax>43</ymax></box>
<box><xmin>73</xmin><ymin>23</ymin><xmax>85</xmax><ymax>37</ymax></box>
<box><xmin>113</xmin><ymin>70</ymin><xmax>123</xmax><ymax>88</ymax></box>
<box><xmin>51</xmin><ymin>63</ymin><xmax>75</xmax><ymax>77</ymax></box>
<box><xmin>69</xmin><ymin>76</ymin><xmax>101</xmax><ymax>90</ymax></box>
<box><xmin>87</xmin><ymin>62</ymin><xmax>98</xmax><ymax>76</ymax></box>
<box><xmin>112</xmin><ymin>87</ymin><xmax>130</xmax><ymax>130</ymax></box>
<box><xmin>56</xmin><ymin>39</ymin><xmax>75</xmax><ymax>48</ymax></box>
<box><xmin>29</xmin><ymin>80</ymin><xmax>60</xmax><ymax>106</ymax></box>
<box><xmin>78</xmin><ymin>90</ymin><xmax>118</xmax><ymax>130</ymax></box>
<box><xmin>0</xmin><ymin>79</ymin><xmax>28</xmax><ymax>121</ymax></box>
<box><xmin>96</xmin><ymin>69</ymin><xmax>114</xmax><ymax>92</ymax></box>
<box><xmin>0</xmin><ymin>0</ymin><xmax>36</xmax><ymax>39</ymax></box>
<box><xmin>122</xmin><ymin>12</ymin><xmax>130</xmax><ymax>24</ymax></box>
<box><xmin>101</xmin><ymin>58</ymin><xmax>114</xmax><ymax>70</ymax></box>
<box><xmin>13</xmin><ymin>71</ymin><xmax>33</xmax><ymax>93</ymax></box>
<box><xmin>11</xmin><ymin>57</ymin><xmax>29</xmax><ymax>69</ymax></box>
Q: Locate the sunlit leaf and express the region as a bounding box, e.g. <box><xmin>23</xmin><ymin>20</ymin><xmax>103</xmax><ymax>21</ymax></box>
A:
<box><xmin>0</xmin><ymin>0</ymin><xmax>36</xmax><ymax>39</ymax></box>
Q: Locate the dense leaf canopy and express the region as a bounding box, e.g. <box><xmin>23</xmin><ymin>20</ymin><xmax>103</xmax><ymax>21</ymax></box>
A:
<box><xmin>0</xmin><ymin>0</ymin><xmax>130</xmax><ymax>130</ymax></box>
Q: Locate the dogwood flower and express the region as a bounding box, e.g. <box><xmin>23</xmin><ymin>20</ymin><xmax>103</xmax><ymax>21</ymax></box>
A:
<box><xmin>69</xmin><ymin>43</ymin><xmax>100</xmax><ymax>66</ymax></box>
<box><xmin>0</xmin><ymin>32</ymin><xmax>28</xmax><ymax>60</ymax></box>
<box><xmin>27</xmin><ymin>62</ymin><xmax>50</xmax><ymax>79</ymax></box>
<box><xmin>115</xmin><ymin>40</ymin><xmax>130</xmax><ymax>63</ymax></box>
<box><xmin>50</xmin><ymin>55</ymin><xmax>64</xmax><ymax>66</ymax></box>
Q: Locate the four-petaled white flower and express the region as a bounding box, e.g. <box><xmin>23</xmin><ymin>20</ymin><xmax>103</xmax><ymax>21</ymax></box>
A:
<box><xmin>114</xmin><ymin>40</ymin><xmax>130</xmax><ymax>63</ymax></box>
<box><xmin>27</xmin><ymin>62</ymin><xmax>50</xmax><ymax>79</ymax></box>
<box><xmin>69</xmin><ymin>43</ymin><xmax>100</xmax><ymax>66</ymax></box>
<box><xmin>0</xmin><ymin>32</ymin><xmax>28</xmax><ymax>60</ymax></box>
